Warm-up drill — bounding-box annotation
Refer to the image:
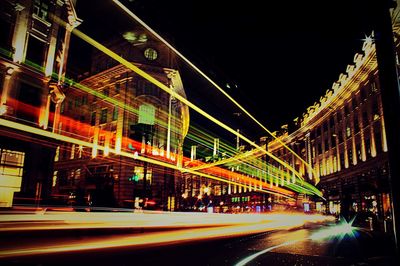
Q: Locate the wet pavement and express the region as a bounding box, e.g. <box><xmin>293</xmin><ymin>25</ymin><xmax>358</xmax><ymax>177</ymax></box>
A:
<box><xmin>1</xmin><ymin>222</ymin><xmax>398</xmax><ymax>266</ymax></box>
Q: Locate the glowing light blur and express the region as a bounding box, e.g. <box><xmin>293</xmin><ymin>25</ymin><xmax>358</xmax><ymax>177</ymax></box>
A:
<box><xmin>0</xmin><ymin>211</ymin><xmax>334</xmax><ymax>258</ymax></box>
<box><xmin>112</xmin><ymin>0</ymin><xmax>317</xmax><ymax>181</ymax></box>
<box><xmin>50</xmin><ymin>16</ymin><xmax>308</xmax><ymax>188</ymax></box>
<box><xmin>235</xmin><ymin>218</ymin><xmax>356</xmax><ymax>266</ymax></box>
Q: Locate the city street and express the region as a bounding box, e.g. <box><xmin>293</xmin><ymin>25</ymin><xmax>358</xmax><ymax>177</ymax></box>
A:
<box><xmin>2</xmin><ymin>0</ymin><xmax>400</xmax><ymax>265</ymax></box>
<box><xmin>0</xmin><ymin>211</ymin><xmax>397</xmax><ymax>265</ymax></box>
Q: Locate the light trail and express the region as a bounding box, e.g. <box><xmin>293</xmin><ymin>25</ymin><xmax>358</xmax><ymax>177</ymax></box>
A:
<box><xmin>235</xmin><ymin>218</ymin><xmax>355</xmax><ymax>266</ymax></box>
<box><xmin>0</xmin><ymin>118</ymin><xmax>298</xmax><ymax>198</ymax></box>
<box><xmin>0</xmin><ymin>212</ymin><xmax>334</xmax><ymax>258</ymax></box>
<box><xmin>0</xmin><ymin>31</ymin><xmax>321</xmax><ymax>196</ymax></box>
<box><xmin>49</xmin><ymin>16</ymin><xmax>308</xmax><ymax>188</ymax></box>
<box><xmin>0</xmin><ymin>94</ymin><xmax>320</xmax><ymax>196</ymax></box>
<box><xmin>112</xmin><ymin>0</ymin><xmax>317</xmax><ymax>181</ymax></box>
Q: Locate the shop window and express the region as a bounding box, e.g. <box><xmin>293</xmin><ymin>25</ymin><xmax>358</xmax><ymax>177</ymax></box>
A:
<box><xmin>0</xmin><ymin>149</ymin><xmax>25</xmax><ymax>178</ymax></box>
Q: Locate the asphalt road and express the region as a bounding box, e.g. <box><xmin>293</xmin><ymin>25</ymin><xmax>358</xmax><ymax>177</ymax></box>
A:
<box><xmin>1</xmin><ymin>222</ymin><xmax>398</xmax><ymax>266</ymax></box>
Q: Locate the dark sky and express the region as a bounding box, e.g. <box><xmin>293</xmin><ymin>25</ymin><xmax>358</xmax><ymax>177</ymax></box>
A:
<box><xmin>70</xmin><ymin>0</ymin><xmax>374</xmax><ymax>143</ymax></box>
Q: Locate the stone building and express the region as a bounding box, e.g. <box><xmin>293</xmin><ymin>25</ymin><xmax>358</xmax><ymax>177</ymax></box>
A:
<box><xmin>0</xmin><ymin>0</ymin><xmax>81</xmax><ymax>207</ymax></box>
<box><xmin>268</xmin><ymin>33</ymin><xmax>393</xmax><ymax>222</ymax></box>
<box><xmin>53</xmin><ymin>29</ymin><xmax>189</xmax><ymax>209</ymax></box>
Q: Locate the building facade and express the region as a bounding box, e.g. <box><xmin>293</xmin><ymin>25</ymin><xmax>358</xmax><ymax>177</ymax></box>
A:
<box><xmin>267</xmin><ymin>31</ymin><xmax>398</xmax><ymax>226</ymax></box>
<box><xmin>0</xmin><ymin>0</ymin><xmax>80</xmax><ymax>207</ymax></box>
<box><xmin>53</xmin><ymin>29</ymin><xmax>189</xmax><ymax>209</ymax></box>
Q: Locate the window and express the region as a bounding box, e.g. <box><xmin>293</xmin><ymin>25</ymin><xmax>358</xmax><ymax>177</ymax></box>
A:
<box><xmin>74</xmin><ymin>96</ymin><xmax>80</xmax><ymax>107</ymax></box>
<box><xmin>144</xmin><ymin>48</ymin><xmax>158</xmax><ymax>61</ymax></box>
<box><xmin>81</xmin><ymin>95</ymin><xmax>88</xmax><ymax>105</ymax></box>
<box><xmin>329</xmin><ymin>117</ymin><xmax>335</xmax><ymax>131</ymax></box>
<box><xmin>372</xmin><ymin>100</ymin><xmax>380</xmax><ymax>120</ymax></box>
<box><xmin>315</xmin><ymin>127</ymin><xmax>320</xmax><ymax>137</ymax></box>
<box><xmin>323</xmin><ymin>122</ymin><xmax>328</xmax><ymax>133</ymax></box>
<box><xmin>345</xmin><ymin>103</ymin><xmax>352</xmax><ymax>116</ymax></box>
<box><xmin>33</xmin><ymin>0</ymin><xmax>49</xmax><ymax>21</ymax></box>
<box><xmin>362</xmin><ymin>111</ymin><xmax>369</xmax><ymax>126</ymax></box>
<box><xmin>0</xmin><ymin>5</ymin><xmax>14</xmax><ymax>58</ymax></box>
<box><xmin>338</xmin><ymin>111</ymin><xmax>343</xmax><ymax>123</ymax></box>
<box><xmin>340</xmin><ymin>152</ymin><xmax>344</xmax><ymax>168</ymax></box>
<box><xmin>16</xmin><ymin>82</ymin><xmax>41</xmax><ymax>123</ymax></box>
<box><xmin>137</xmin><ymin>80</ymin><xmax>159</xmax><ymax>97</ymax></box>
<box><xmin>0</xmin><ymin>149</ymin><xmax>25</xmax><ymax>178</ymax></box>
<box><xmin>348</xmin><ymin>149</ymin><xmax>353</xmax><ymax>165</ymax></box>
<box><xmin>317</xmin><ymin>142</ymin><xmax>322</xmax><ymax>155</ymax></box>
<box><xmin>357</xmin><ymin>143</ymin><xmax>362</xmax><ymax>160</ymax></box>
<box><xmin>134</xmin><ymin>166</ymin><xmax>152</xmax><ymax>184</ymax></box>
<box><xmin>25</xmin><ymin>35</ymin><xmax>46</xmax><ymax>67</ymax></box>
<box><xmin>354</xmin><ymin>115</ymin><xmax>359</xmax><ymax>133</ymax></box>
<box><xmin>366</xmin><ymin>138</ymin><xmax>371</xmax><ymax>157</ymax></box>
<box><xmin>112</xmin><ymin>106</ymin><xmax>118</xmax><ymax>121</ymax></box>
<box><xmin>346</xmin><ymin>120</ymin><xmax>351</xmax><ymax>138</ymax></box>
<box><xmin>138</xmin><ymin>104</ymin><xmax>155</xmax><ymax>125</ymax></box>
<box><xmin>371</xmin><ymin>80</ymin><xmax>378</xmax><ymax>93</ymax></box>
<box><xmin>375</xmin><ymin>129</ymin><xmax>382</xmax><ymax>153</ymax></box>
<box><xmin>100</xmin><ymin>108</ymin><xmax>108</xmax><ymax>124</ymax></box>
<box><xmin>115</xmin><ymin>83</ymin><xmax>120</xmax><ymax>94</ymax></box>
<box><xmin>90</xmin><ymin>111</ymin><xmax>96</xmax><ymax>126</ymax></box>
<box><xmin>360</xmin><ymin>87</ymin><xmax>367</xmax><ymax>100</ymax></box>
<box><xmin>331</xmin><ymin>134</ymin><xmax>336</xmax><ymax>147</ymax></box>
<box><xmin>98</xmin><ymin>135</ymin><xmax>105</xmax><ymax>156</ymax></box>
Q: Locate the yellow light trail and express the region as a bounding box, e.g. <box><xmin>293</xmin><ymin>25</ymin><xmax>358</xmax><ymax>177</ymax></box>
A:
<box><xmin>0</xmin><ymin>118</ymin><xmax>294</xmax><ymax>199</ymax></box>
<box><xmin>184</xmin><ymin>150</ymin><xmax>257</xmax><ymax>172</ymax></box>
<box><xmin>112</xmin><ymin>0</ymin><xmax>317</xmax><ymax>181</ymax></box>
<box><xmin>0</xmin><ymin>212</ymin><xmax>334</xmax><ymax>258</ymax></box>
<box><xmin>52</xmin><ymin>18</ymin><xmax>307</xmax><ymax>187</ymax></box>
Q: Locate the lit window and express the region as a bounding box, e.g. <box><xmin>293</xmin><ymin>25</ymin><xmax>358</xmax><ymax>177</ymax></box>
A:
<box><xmin>138</xmin><ymin>104</ymin><xmax>155</xmax><ymax>125</ymax></box>
<box><xmin>346</xmin><ymin>127</ymin><xmax>351</xmax><ymax>138</ymax></box>
<box><xmin>144</xmin><ymin>48</ymin><xmax>158</xmax><ymax>61</ymax></box>
<box><xmin>134</xmin><ymin>166</ymin><xmax>152</xmax><ymax>184</ymax></box>
<box><xmin>0</xmin><ymin>149</ymin><xmax>25</xmax><ymax>178</ymax></box>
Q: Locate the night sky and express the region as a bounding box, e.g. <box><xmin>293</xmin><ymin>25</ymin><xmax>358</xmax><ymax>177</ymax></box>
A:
<box><xmin>69</xmin><ymin>0</ymin><xmax>375</xmax><ymax>143</ymax></box>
